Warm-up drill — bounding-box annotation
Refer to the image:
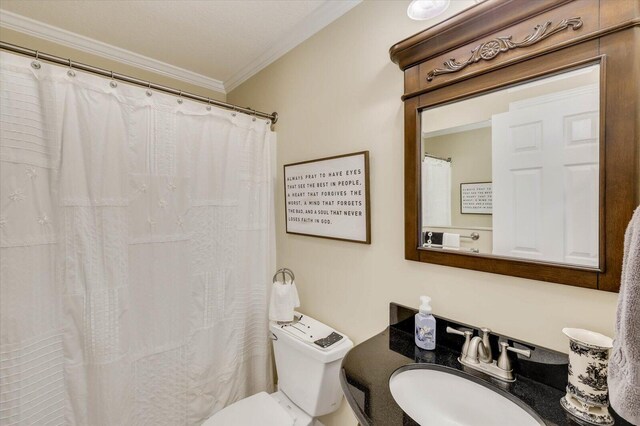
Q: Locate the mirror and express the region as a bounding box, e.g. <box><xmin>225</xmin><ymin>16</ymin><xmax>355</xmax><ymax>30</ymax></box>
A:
<box><xmin>420</xmin><ymin>64</ymin><xmax>600</xmax><ymax>268</ymax></box>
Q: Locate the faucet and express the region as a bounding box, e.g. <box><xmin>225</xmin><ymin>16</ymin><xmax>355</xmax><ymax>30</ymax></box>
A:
<box><xmin>446</xmin><ymin>326</ymin><xmax>530</xmax><ymax>382</ymax></box>
<box><xmin>465</xmin><ymin>327</ymin><xmax>493</xmax><ymax>364</ymax></box>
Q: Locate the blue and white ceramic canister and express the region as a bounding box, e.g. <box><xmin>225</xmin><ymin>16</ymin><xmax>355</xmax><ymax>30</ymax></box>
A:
<box><xmin>561</xmin><ymin>328</ymin><xmax>614</xmax><ymax>426</ymax></box>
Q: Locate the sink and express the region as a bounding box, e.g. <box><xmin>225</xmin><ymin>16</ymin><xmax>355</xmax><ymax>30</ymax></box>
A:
<box><xmin>389</xmin><ymin>365</ymin><xmax>544</xmax><ymax>426</ymax></box>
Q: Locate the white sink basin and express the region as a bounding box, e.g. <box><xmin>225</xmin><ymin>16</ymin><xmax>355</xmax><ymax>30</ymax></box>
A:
<box><xmin>389</xmin><ymin>366</ymin><xmax>544</xmax><ymax>426</ymax></box>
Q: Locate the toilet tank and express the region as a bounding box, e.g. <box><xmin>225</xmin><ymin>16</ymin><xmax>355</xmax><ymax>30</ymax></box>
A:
<box><xmin>269</xmin><ymin>314</ymin><xmax>353</xmax><ymax>417</ymax></box>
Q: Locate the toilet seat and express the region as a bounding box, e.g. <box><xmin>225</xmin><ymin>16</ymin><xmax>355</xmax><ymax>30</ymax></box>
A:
<box><xmin>202</xmin><ymin>392</ymin><xmax>295</xmax><ymax>426</ymax></box>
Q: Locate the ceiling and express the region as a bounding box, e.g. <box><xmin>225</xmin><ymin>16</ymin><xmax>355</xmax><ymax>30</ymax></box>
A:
<box><xmin>0</xmin><ymin>0</ymin><xmax>361</xmax><ymax>93</ymax></box>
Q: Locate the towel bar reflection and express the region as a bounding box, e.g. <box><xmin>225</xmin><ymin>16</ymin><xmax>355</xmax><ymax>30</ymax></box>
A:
<box><xmin>422</xmin><ymin>244</ymin><xmax>480</xmax><ymax>253</ymax></box>
<box><xmin>425</xmin><ymin>232</ymin><xmax>480</xmax><ymax>240</ymax></box>
<box><xmin>462</xmin><ymin>232</ymin><xmax>480</xmax><ymax>241</ymax></box>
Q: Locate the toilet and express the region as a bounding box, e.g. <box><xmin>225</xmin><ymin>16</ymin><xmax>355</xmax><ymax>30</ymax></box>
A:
<box><xmin>203</xmin><ymin>313</ymin><xmax>353</xmax><ymax>426</ymax></box>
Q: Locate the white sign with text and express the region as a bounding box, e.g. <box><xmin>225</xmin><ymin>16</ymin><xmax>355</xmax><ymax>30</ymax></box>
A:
<box><xmin>461</xmin><ymin>182</ymin><xmax>493</xmax><ymax>214</ymax></box>
<box><xmin>285</xmin><ymin>152</ymin><xmax>370</xmax><ymax>243</ymax></box>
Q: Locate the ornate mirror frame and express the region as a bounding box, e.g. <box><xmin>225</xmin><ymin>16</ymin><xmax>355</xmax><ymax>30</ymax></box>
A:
<box><xmin>390</xmin><ymin>0</ymin><xmax>639</xmax><ymax>291</ymax></box>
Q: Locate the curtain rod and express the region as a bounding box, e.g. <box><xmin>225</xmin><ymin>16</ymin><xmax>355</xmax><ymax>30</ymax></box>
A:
<box><xmin>424</xmin><ymin>153</ymin><xmax>452</xmax><ymax>162</ymax></box>
<box><xmin>0</xmin><ymin>40</ymin><xmax>278</xmax><ymax>126</ymax></box>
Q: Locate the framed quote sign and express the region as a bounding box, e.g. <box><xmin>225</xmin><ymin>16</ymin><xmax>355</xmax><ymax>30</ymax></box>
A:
<box><xmin>284</xmin><ymin>151</ymin><xmax>370</xmax><ymax>243</ymax></box>
<box><xmin>460</xmin><ymin>182</ymin><xmax>492</xmax><ymax>214</ymax></box>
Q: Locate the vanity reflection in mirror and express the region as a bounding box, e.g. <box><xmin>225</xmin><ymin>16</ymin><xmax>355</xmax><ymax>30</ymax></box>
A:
<box><xmin>420</xmin><ymin>64</ymin><xmax>600</xmax><ymax>268</ymax></box>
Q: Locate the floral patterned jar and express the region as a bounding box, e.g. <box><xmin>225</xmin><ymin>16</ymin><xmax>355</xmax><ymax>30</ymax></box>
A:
<box><xmin>561</xmin><ymin>328</ymin><xmax>614</xmax><ymax>425</ymax></box>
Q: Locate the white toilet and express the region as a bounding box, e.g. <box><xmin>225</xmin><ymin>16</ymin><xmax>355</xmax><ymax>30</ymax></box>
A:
<box><xmin>203</xmin><ymin>313</ymin><xmax>353</xmax><ymax>426</ymax></box>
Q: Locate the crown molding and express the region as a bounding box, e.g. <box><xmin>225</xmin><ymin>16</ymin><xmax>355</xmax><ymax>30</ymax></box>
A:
<box><xmin>0</xmin><ymin>9</ymin><xmax>227</xmax><ymax>94</ymax></box>
<box><xmin>1</xmin><ymin>1</ymin><xmax>362</xmax><ymax>95</ymax></box>
<box><xmin>224</xmin><ymin>0</ymin><xmax>361</xmax><ymax>92</ymax></box>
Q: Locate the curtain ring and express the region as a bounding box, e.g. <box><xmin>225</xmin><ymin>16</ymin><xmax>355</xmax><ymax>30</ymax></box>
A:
<box><xmin>145</xmin><ymin>81</ymin><xmax>152</xmax><ymax>97</ymax></box>
<box><xmin>31</xmin><ymin>50</ymin><xmax>41</xmax><ymax>69</ymax></box>
<box><xmin>177</xmin><ymin>91</ymin><xmax>183</xmax><ymax>104</ymax></box>
<box><xmin>231</xmin><ymin>106</ymin><xmax>237</xmax><ymax>117</ymax></box>
<box><xmin>251</xmin><ymin>109</ymin><xmax>257</xmax><ymax>122</ymax></box>
<box><xmin>206</xmin><ymin>97</ymin><xmax>212</xmax><ymax>111</ymax></box>
<box><xmin>67</xmin><ymin>59</ymin><xmax>76</xmax><ymax>77</ymax></box>
<box><xmin>109</xmin><ymin>70</ymin><xmax>118</xmax><ymax>88</ymax></box>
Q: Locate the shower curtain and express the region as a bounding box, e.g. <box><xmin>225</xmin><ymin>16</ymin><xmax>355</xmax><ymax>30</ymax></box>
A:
<box><xmin>421</xmin><ymin>156</ymin><xmax>451</xmax><ymax>227</ymax></box>
<box><xmin>0</xmin><ymin>51</ymin><xmax>275</xmax><ymax>425</ymax></box>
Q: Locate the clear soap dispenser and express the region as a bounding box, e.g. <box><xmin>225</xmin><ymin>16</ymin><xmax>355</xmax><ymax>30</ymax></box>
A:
<box><xmin>415</xmin><ymin>296</ymin><xmax>436</xmax><ymax>350</ymax></box>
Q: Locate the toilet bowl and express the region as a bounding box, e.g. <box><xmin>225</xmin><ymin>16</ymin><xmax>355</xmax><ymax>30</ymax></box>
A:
<box><xmin>203</xmin><ymin>313</ymin><xmax>353</xmax><ymax>426</ymax></box>
<box><xmin>202</xmin><ymin>390</ymin><xmax>311</xmax><ymax>426</ymax></box>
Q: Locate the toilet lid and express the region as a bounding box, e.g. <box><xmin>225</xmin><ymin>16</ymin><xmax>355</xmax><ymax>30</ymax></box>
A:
<box><xmin>202</xmin><ymin>392</ymin><xmax>295</xmax><ymax>426</ymax></box>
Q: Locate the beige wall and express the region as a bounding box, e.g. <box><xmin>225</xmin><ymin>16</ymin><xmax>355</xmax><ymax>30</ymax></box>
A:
<box><xmin>228</xmin><ymin>2</ymin><xmax>619</xmax><ymax>425</ymax></box>
<box><xmin>0</xmin><ymin>27</ymin><xmax>227</xmax><ymax>102</ymax></box>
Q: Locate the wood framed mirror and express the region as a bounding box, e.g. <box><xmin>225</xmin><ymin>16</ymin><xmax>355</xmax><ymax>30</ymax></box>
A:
<box><xmin>390</xmin><ymin>0</ymin><xmax>639</xmax><ymax>291</ymax></box>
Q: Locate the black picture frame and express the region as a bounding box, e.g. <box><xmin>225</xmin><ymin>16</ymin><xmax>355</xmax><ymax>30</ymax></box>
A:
<box><xmin>460</xmin><ymin>182</ymin><xmax>492</xmax><ymax>215</ymax></box>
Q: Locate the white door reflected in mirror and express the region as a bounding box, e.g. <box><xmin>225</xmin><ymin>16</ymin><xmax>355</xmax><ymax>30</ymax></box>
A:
<box><xmin>420</xmin><ymin>64</ymin><xmax>600</xmax><ymax>268</ymax></box>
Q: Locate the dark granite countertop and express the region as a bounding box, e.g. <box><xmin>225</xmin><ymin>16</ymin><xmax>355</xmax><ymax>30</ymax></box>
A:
<box><xmin>340</xmin><ymin>303</ymin><xmax>631</xmax><ymax>426</ymax></box>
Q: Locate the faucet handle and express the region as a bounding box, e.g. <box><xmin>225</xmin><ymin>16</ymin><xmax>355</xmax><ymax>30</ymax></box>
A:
<box><xmin>497</xmin><ymin>342</ymin><xmax>531</xmax><ymax>372</ymax></box>
<box><xmin>507</xmin><ymin>345</ymin><xmax>531</xmax><ymax>358</ymax></box>
<box><xmin>446</xmin><ymin>327</ymin><xmax>473</xmax><ymax>359</ymax></box>
<box><xmin>446</xmin><ymin>327</ymin><xmax>473</xmax><ymax>340</ymax></box>
<box><xmin>446</xmin><ymin>326</ymin><xmax>466</xmax><ymax>337</ymax></box>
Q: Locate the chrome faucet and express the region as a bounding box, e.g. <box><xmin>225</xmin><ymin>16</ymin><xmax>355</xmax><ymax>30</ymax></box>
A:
<box><xmin>446</xmin><ymin>326</ymin><xmax>531</xmax><ymax>382</ymax></box>
<box><xmin>465</xmin><ymin>327</ymin><xmax>493</xmax><ymax>364</ymax></box>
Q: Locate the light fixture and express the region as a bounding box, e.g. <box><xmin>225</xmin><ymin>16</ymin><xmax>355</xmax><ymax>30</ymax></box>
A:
<box><xmin>407</xmin><ymin>0</ymin><xmax>451</xmax><ymax>21</ymax></box>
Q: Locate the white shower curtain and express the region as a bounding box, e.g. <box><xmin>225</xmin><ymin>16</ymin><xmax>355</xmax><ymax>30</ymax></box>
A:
<box><xmin>421</xmin><ymin>156</ymin><xmax>452</xmax><ymax>227</ymax></box>
<box><xmin>0</xmin><ymin>51</ymin><xmax>275</xmax><ymax>425</ymax></box>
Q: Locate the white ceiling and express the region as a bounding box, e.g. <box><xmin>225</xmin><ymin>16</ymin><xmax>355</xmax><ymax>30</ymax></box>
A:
<box><xmin>0</xmin><ymin>0</ymin><xmax>361</xmax><ymax>93</ymax></box>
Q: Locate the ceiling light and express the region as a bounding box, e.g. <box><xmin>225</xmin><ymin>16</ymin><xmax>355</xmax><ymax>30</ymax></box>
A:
<box><xmin>407</xmin><ymin>0</ymin><xmax>451</xmax><ymax>20</ymax></box>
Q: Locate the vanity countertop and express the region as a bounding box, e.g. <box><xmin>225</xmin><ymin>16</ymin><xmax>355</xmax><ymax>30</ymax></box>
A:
<box><xmin>340</xmin><ymin>303</ymin><xmax>632</xmax><ymax>426</ymax></box>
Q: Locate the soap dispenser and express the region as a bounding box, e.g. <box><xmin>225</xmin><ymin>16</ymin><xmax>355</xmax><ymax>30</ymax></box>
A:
<box><xmin>415</xmin><ymin>296</ymin><xmax>436</xmax><ymax>350</ymax></box>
